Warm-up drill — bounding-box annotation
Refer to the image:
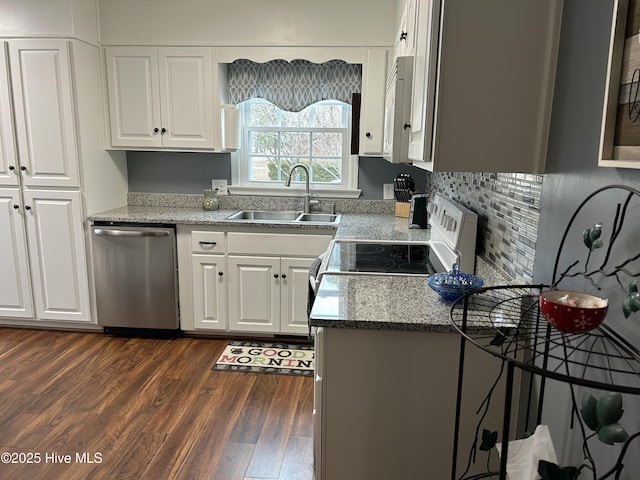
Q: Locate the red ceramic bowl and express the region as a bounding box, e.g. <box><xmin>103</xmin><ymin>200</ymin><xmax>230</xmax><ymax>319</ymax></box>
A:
<box><xmin>539</xmin><ymin>290</ymin><xmax>608</xmax><ymax>333</ymax></box>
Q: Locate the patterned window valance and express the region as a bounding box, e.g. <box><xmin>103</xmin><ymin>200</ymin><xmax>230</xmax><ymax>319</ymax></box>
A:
<box><xmin>228</xmin><ymin>59</ymin><xmax>362</xmax><ymax>112</ymax></box>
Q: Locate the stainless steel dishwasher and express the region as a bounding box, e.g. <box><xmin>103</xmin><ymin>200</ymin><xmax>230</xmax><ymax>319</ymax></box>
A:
<box><xmin>91</xmin><ymin>222</ymin><xmax>180</xmax><ymax>335</ymax></box>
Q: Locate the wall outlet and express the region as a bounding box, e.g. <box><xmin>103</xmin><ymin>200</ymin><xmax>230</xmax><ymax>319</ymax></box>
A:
<box><xmin>211</xmin><ymin>179</ymin><xmax>228</xmax><ymax>195</ymax></box>
<box><xmin>383</xmin><ymin>183</ymin><xmax>394</xmax><ymax>200</ymax></box>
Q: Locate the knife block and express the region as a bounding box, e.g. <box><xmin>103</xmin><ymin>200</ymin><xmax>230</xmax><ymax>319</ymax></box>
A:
<box><xmin>395</xmin><ymin>202</ymin><xmax>410</xmax><ymax>218</ymax></box>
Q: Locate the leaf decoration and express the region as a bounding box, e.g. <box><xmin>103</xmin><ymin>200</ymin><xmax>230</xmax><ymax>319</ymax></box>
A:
<box><xmin>623</xmin><ymin>280</ymin><xmax>640</xmax><ymax>318</ymax></box>
<box><xmin>538</xmin><ymin>460</ymin><xmax>579</xmax><ymax>480</ymax></box>
<box><xmin>596</xmin><ymin>392</ymin><xmax>624</xmax><ymax>425</ymax></box>
<box><xmin>579</xmin><ymin>391</ymin><xmax>629</xmax><ymax>444</ymax></box>
<box><xmin>479</xmin><ymin>429</ymin><xmax>497</xmax><ymax>451</ymax></box>
<box><xmin>580</xmin><ymin>393</ymin><xmax>599</xmax><ymax>431</ymax></box>
<box><xmin>489</xmin><ymin>327</ymin><xmax>513</xmax><ymax>346</ymax></box>
<box><xmin>598</xmin><ymin>423</ymin><xmax>629</xmax><ymax>445</ymax></box>
<box><xmin>582</xmin><ymin>223</ymin><xmax>603</xmax><ymax>251</ymax></box>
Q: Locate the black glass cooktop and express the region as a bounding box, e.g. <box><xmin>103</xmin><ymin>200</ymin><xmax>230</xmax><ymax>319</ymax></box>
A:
<box><xmin>325</xmin><ymin>241</ymin><xmax>438</xmax><ymax>275</ymax></box>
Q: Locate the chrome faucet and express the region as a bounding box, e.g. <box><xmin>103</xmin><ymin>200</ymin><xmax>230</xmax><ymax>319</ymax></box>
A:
<box><xmin>285</xmin><ymin>163</ymin><xmax>312</xmax><ymax>213</ymax></box>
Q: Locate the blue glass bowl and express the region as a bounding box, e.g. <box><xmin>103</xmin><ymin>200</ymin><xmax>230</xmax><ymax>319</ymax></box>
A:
<box><xmin>427</xmin><ymin>264</ymin><xmax>484</xmax><ymax>302</ymax></box>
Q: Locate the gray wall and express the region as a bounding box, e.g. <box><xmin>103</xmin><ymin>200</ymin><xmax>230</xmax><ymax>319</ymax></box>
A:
<box><xmin>533</xmin><ymin>0</ymin><xmax>640</xmax><ymax>475</ymax></box>
<box><xmin>127</xmin><ymin>151</ymin><xmax>231</xmax><ymax>193</ymax></box>
<box><xmin>427</xmin><ymin>1</ymin><xmax>640</xmax><ymax>475</ymax></box>
<box><xmin>126</xmin><ymin>151</ymin><xmax>428</xmax><ymax>200</ymax></box>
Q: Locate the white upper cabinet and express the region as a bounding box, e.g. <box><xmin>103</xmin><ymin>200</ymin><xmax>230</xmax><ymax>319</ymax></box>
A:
<box><xmin>360</xmin><ymin>49</ymin><xmax>388</xmax><ymax>156</ymax></box>
<box><xmin>409</xmin><ymin>0</ymin><xmax>563</xmax><ymax>173</ymax></box>
<box><xmin>0</xmin><ymin>44</ymin><xmax>18</xmax><ymax>187</ymax></box>
<box><xmin>158</xmin><ymin>48</ymin><xmax>215</xmax><ymax>149</ymax></box>
<box><xmin>8</xmin><ymin>40</ymin><xmax>80</xmax><ymax>187</ymax></box>
<box><xmin>394</xmin><ymin>0</ymin><xmax>418</xmax><ymax>59</ymax></box>
<box><xmin>105</xmin><ymin>46</ymin><xmax>215</xmax><ymax>150</ymax></box>
<box><xmin>105</xmin><ymin>47</ymin><xmax>161</xmax><ymax>148</ymax></box>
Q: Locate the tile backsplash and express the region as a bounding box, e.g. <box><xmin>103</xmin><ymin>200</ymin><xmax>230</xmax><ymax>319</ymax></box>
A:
<box><xmin>128</xmin><ymin>169</ymin><xmax>542</xmax><ymax>284</ymax></box>
<box><xmin>428</xmin><ymin>172</ymin><xmax>543</xmax><ymax>284</ymax></box>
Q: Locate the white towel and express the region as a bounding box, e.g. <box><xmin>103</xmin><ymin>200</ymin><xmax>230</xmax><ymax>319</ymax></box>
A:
<box><xmin>495</xmin><ymin>425</ymin><xmax>558</xmax><ymax>480</ymax></box>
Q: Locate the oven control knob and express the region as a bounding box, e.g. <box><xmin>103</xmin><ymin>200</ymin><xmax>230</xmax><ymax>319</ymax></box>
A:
<box><xmin>427</xmin><ymin>202</ymin><xmax>435</xmax><ymax>214</ymax></box>
<box><xmin>446</xmin><ymin>216</ymin><xmax>456</xmax><ymax>231</ymax></box>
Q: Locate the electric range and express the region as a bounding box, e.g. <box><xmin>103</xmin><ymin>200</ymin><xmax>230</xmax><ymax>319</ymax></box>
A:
<box><xmin>319</xmin><ymin>194</ymin><xmax>478</xmax><ymax>277</ymax></box>
<box><xmin>323</xmin><ymin>241</ymin><xmax>439</xmax><ymax>276</ymax></box>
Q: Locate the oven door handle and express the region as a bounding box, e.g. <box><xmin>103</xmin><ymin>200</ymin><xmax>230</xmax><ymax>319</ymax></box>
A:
<box><xmin>94</xmin><ymin>229</ymin><xmax>170</xmax><ymax>238</ymax></box>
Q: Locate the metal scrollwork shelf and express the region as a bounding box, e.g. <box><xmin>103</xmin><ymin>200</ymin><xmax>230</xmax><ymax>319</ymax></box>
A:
<box><xmin>451</xmin><ymin>285</ymin><xmax>640</xmax><ymax>395</ymax></box>
<box><xmin>449</xmin><ymin>185</ymin><xmax>640</xmax><ymax>480</ymax></box>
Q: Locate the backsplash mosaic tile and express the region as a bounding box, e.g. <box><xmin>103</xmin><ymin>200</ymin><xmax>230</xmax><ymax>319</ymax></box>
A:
<box><xmin>128</xmin><ymin>172</ymin><xmax>542</xmax><ymax>285</ymax></box>
<box><xmin>428</xmin><ymin>172</ymin><xmax>543</xmax><ymax>284</ymax></box>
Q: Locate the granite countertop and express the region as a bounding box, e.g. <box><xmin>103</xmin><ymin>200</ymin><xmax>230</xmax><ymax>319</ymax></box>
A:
<box><xmin>308</xmin><ymin>257</ymin><xmax>510</xmax><ymax>334</ymax></box>
<box><xmin>90</xmin><ymin>194</ymin><xmax>510</xmax><ymax>333</ymax></box>
<box><xmin>89</xmin><ymin>206</ymin><xmax>431</xmax><ymax>242</ymax></box>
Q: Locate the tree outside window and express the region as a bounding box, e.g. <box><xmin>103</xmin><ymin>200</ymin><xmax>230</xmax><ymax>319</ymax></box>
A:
<box><xmin>243</xmin><ymin>99</ymin><xmax>349</xmax><ymax>186</ymax></box>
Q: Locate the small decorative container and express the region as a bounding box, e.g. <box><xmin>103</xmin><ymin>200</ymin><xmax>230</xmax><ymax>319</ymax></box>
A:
<box><xmin>202</xmin><ymin>189</ymin><xmax>219</xmax><ymax>211</ymax></box>
<box><xmin>427</xmin><ymin>263</ymin><xmax>484</xmax><ymax>302</ymax></box>
<box><xmin>539</xmin><ymin>290</ymin><xmax>608</xmax><ymax>333</ymax></box>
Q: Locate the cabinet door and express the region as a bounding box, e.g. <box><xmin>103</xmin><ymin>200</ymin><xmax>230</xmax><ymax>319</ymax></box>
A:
<box><xmin>0</xmin><ymin>43</ymin><xmax>18</xmax><ymax>187</ymax></box>
<box><xmin>228</xmin><ymin>255</ymin><xmax>279</xmax><ymax>333</ymax></box>
<box><xmin>158</xmin><ymin>47</ymin><xmax>214</xmax><ymax>149</ymax></box>
<box><xmin>0</xmin><ymin>188</ymin><xmax>33</xmax><ymax>318</ymax></box>
<box><xmin>280</xmin><ymin>257</ymin><xmax>313</xmax><ymax>335</ymax></box>
<box><xmin>420</xmin><ymin>0</ymin><xmax>562</xmax><ymax>172</ymax></box>
<box><xmin>404</xmin><ymin>0</ymin><xmax>418</xmax><ymax>56</ymax></box>
<box><xmin>9</xmin><ymin>40</ymin><xmax>79</xmax><ymax>187</ymax></box>
<box><xmin>360</xmin><ymin>49</ymin><xmax>387</xmax><ymax>155</ymax></box>
<box><xmin>105</xmin><ymin>47</ymin><xmax>162</xmax><ymax>148</ymax></box>
<box><xmin>192</xmin><ymin>254</ymin><xmax>228</xmax><ymax>330</ymax></box>
<box><xmin>408</xmin><ymin>0</ymin><xmax>440</xmax><ymax>164</ymax></box>
<box><xmin>394</xmin><ymin>0</ymin><xmax>417</xmax><ymax>59</ymax></box>
<box><xmin>22</xmin><ymin>189</ymin><xmax>90</xmax><ymax>323</ymax></box>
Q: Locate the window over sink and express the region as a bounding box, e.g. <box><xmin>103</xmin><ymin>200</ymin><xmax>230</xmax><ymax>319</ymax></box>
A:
<box><xmin>227</xmin><ymin>58</ymin><xmax>361</xmax><ymax>197</ymax></box>
<box><xmin>231</xmin><ymin>99</ymin><xmax>358</xmax><ymax>196</ymax></box>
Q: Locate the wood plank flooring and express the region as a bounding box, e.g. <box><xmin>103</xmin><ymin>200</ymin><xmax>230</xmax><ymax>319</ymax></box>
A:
<box><xmin>0</xmin><ymin>328</ymin><xmax>314</xmax><ymax>480</ymax></box>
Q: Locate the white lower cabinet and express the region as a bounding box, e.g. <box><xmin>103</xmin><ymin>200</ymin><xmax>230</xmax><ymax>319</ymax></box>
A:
<box><xmin>0</xmin><ymin>188</ymin><xmax>33</xmax><ymax>318</ymax></box>
<box><xmin>228</xmin><ymin>255</ymin><xmax>279</xmax><ymax>333</ymax></box>
<box><xmin>228</xmin><ymin>255</ymin><xmax>314</xmax><ymax>335</ymax></box>
<box><xmin>192</xmin><ymin>254</ymin><xmax>227</xmax><ymax>330</ymax></box>
<box><xmin>280</xmin><ymin>257</ymin><xmax>315</xmax><ymax>334</ymax></box>
<box><xmin>179</xmin><ymin>226</ymin><xmax>332</xmax><ymax>335</ymax></box>
<box><xmin>0</xmin><ymin>188</ymin><xmax>90</xmax><ymax>323</ymax></box>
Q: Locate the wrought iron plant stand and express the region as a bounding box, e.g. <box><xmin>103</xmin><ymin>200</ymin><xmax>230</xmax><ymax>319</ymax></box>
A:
<box><xmin>449</xmin><ymin>185</ymin><xmax>640</xmax><ymax>480</ymax></box>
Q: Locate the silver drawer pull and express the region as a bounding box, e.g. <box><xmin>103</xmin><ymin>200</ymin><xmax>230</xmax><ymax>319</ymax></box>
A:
<box><xmin>199</xmin><ymin>241</ymin><xmax>217</xmax><ymax>247</ymax></box>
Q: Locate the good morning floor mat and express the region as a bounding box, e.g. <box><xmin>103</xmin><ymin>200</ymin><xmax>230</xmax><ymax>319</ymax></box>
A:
<box><xmin>212</xmin><ymin>340</ymin><xmax>314</xmax><ymax>376</ymax></box>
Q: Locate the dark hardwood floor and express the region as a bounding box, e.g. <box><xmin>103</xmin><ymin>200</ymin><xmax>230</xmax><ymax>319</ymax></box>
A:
<box><xmin>0</xmin><ymin>328</ymin><xmax>314</xmax><ymax>480</ymax></box>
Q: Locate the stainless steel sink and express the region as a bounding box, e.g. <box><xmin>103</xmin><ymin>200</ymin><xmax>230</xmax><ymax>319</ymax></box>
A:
<box><xmin>296</xmin><ymin>213</ymin><xmax>340</xmax><ymax>223</ymax></box>
<box><xmin>227</xmin><ymin>210</ymin><xmax>301</xmax><ymax>221</ymax></box>
<box><xmin>226</xmin><ymin>210</ymin><xmax>340</xmax><ymax>224</ymax></box>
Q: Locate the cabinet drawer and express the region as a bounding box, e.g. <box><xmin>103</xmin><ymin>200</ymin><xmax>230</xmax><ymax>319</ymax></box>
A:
<box><xmin>191</xmin><ymin>231</ymin><xmax>226</xmax><ymax>253</ymax></box>
<box><xmin>228</xmin><ymin>232</ymin><xmax>331</xmax><ymax>257</ymax></box>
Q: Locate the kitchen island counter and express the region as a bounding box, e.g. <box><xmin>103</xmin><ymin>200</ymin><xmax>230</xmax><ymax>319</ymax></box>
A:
<box><xmin>311</xmin><ymin>258</ymin><xmax>517</xmax><ymax>480</ymax></box>
<box><xmin>309</xmin><ymin>256</ymin><xmax>508</xmax><ymax>333</ymax></box>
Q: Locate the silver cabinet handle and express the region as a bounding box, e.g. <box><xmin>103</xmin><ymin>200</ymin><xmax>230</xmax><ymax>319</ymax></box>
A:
<box><xmin>94</xmin><ymin>229</ymin><xmax>169</xmax><ymax>237</ymax></box>
<box><xmin>199</xmin><ymin>241</ymin><xmax>217</xmax><ymax>246</ymax></box>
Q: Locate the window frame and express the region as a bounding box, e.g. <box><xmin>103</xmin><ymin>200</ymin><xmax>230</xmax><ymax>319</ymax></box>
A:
<box><xmin>229</xmin><ymin>99</ymin><xmax>360</xmax><ymax>198</ymax></box>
